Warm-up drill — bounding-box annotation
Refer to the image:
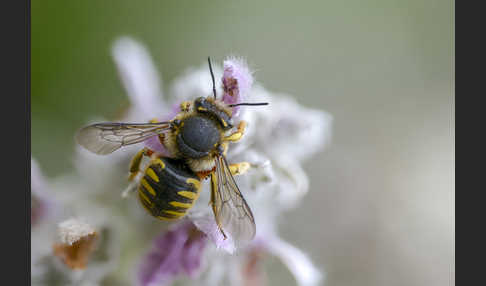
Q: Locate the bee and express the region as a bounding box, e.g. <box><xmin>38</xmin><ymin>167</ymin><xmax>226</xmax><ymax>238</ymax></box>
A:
<box><xmin>76</xmin><ymin>58</ymin><xmax>268</xmax><ymax>243</ymax></box>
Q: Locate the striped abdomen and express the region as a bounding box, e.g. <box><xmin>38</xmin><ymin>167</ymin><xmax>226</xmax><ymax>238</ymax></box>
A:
<box><xmin>138</xmin><ymin>157</ymin><xmax>201</xmax><ymax>220</ymax></box>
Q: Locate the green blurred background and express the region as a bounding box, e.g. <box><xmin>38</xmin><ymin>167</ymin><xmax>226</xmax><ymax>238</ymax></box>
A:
<box><xmin>32</xmin><ymin>1</ymin><xmax>454</xmax><ymax>286</ymax></box>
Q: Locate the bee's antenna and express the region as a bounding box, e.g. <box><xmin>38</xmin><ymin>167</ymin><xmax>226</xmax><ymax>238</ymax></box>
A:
<box><xmin>229</xmin><ymin>102</ymin><xmax>269</xmax><ymax>107</ymax></box>
<box><xmin>208</xmin><ymin>57</ymin><xmax>217</xmax><ymax>99</ymax></box>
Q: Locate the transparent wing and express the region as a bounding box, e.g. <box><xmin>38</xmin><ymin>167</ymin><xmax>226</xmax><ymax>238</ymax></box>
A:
<box><xmin>210</xmin><ymin>155</ymin><xmax>256</xmax><ymax>243</ymax></box>
<box><xmin>75</xmin><ymin>122</ymin><xmax>171</xmax><ymax>155</ymax></box>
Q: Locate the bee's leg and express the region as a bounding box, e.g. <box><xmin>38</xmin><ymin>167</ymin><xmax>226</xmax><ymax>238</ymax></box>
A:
<box><xmin>228</xmin><ymin>162</ymin><xmax>251</xmax><ymax>176</ymax></box>
<box><xmin>180</xmin><ymin>101</ymin><xmax>192</xmax><ymax>112</ymax></box>
<box><xmin>128</xmin><ymin>147</ymin><xmax>153</xmax><ymax>181</ymax></box>
<box><xmin>224</xmin><ymin>120</ymin><xmax>247</xmax><ymax>142</ymax></box>
<box><xmin>122</xmin><ymin>180</ymin><xmax>139</xmax><ymax>198</ymax></box>
<box><xmin>124</xmin><ymin>148</ymin><xmax>155</xmax><ymax>198</ymax></box>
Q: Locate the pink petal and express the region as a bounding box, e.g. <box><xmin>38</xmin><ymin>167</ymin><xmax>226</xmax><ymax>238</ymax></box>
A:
<box><xmin>138</xmin><ymin>221</ymin><xmax>207</xmax><ymax>286</ymax></box>
<box><xmin>191</xmin><ymin>213</ymin><xmax>236</xmax><ymax>254</ymax></box>
<box><xmin>181</xmin><ymin>230</ymin><xmax>207</xmax><ymax>277</ymax></box>
<box><xmin>112</xmin><ymin>37</ymin><xmax>165</xmax><ymax>121</ymax></box>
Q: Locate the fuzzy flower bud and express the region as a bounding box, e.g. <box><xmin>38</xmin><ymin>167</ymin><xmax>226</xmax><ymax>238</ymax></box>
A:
<box><xmin>53</xmin><ymin>218</ymin><xmax>98</xmax><ymax>270</ymax></box>
<box><xmin>222</xmin><ymin>57</ymin><xmax>254</xmax><ymax>116</ymax></box>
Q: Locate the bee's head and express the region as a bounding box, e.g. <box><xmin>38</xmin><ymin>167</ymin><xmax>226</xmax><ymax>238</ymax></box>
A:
<box><xmin>194</xmin><ymin>97</ymin><xmax>233</xmax><ymax>130</ymax></box>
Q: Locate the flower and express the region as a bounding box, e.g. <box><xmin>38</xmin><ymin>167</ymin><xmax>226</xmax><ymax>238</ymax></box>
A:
<box><xmin>112</xmin><ymin>36</ymin><xmax>166</xmax><ymax>122</ymax></box>
<box><xmin>138</xmin><ymin>221</ymin><xmax>207</xmax><ymax>286</ymax></box>
<box><xmin>31</xmin><ymin>36</ymin><xmax>332</xmax><ymax>286</ymax></box>
<box><xmin>222</xmin><ymin>56</ymin><xmax>254</xmax><ymax>117</ymax></box>
<box><xmin>108</xmin><ymin>37</ymin><xmax>330</xmax><ymax>285</ymax></box>
<box><xmin>31</xmin><ymin>160</ymin><xmax>121</xmax><ymax>286</ymax></box>
<box><xmin>53</xmin><ymin>218</ymin><xmax>98</xmax><ymax>270</ymax></box>
<box><xmin>56</xmin><ymin>218</ymin><xmax>96</xmax><ymax>245</ymax></box>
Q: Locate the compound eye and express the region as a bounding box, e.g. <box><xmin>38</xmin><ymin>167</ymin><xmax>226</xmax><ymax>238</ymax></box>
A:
<box><xmin>194</xmin><ymin>97</ymin><xmax>206</xmax><ymax>107</ymax></box>
<box><xmin>180</xmin><ymin>116</ymin><xmax>220</xmax><ymax>153</ymax></box>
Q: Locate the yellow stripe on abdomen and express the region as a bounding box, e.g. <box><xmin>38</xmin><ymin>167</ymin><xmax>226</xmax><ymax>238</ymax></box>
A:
<box><xmin>140</xmin><ymin>178</ymin><xmax>156</xmax><ymax>196</ymax></box>
<box><xmin>177</xmin><ymin>191</ymin><xmax>198</xmax><ymax>200</ymax></box>
<box><xmin>169</xmin><ymin>201</ymin><xmax>193</xmax><ymax>209</ymax></box>
<box><xmin>138</xmin><ymin>190</ymin><xmax>153</xmax><ymax>211</ymax></box>
<box><xmin>146</xmin><ymin>168</ymin><xmax>160</xmax><ymax>182</ymax></box>
<box><xmin>186</xmin><ymin>178</ymin><xmax>201</xmax><ymax>189</ymax></box>
<box><xmin>163</xmin><ymin>210</ymin><xmax>186</xmax><ymax>219</ymax></box>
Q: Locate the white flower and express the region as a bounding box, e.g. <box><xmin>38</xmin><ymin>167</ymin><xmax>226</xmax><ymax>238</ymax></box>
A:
<box><xmin>31</xmin><ymin>36</ymin><xmax>332</xmax><ymax>286</ymax></box>
<box><xmin>31</xmin><ymin>160</ymin><xmax>121</xmax><ymax>286</ymax></box>
<box><xmin>108</xmin><ymin>37</ymin><xmax>331</xmax><ymax>285</ymax></box>
<box><xmin>169</xmin><ymin>62</ymin><xmax>328</xmax><ymax>286</ymax></box>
